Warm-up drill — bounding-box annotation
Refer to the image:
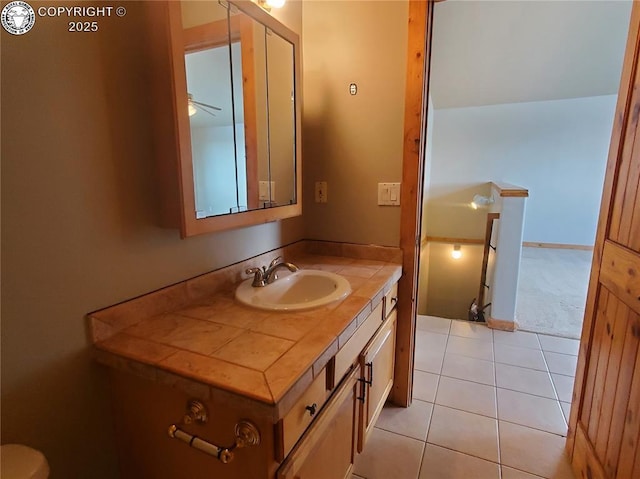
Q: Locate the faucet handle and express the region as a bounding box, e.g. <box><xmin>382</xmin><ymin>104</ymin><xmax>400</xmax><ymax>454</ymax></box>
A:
<box><xmin>246</xmin><ymin>267</ymin><xmax>266</xmax><ymax>287</ymax></box>
<box><xmin>268</xmin><ymin>256</ymin><xmax>282</xmax><ymax>268</ymax></box>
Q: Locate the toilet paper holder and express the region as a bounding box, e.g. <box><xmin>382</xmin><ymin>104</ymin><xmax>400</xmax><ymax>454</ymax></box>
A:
<box><xmin>168</xmin><ymin>399</ymin><xmax>261</xmax><ymax>464</ymax></box>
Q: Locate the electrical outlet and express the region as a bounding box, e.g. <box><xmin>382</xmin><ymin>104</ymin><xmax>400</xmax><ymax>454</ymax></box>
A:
<box><xmin>315</xmin><ymin>181</ymin><xmax>327</xmax><ymax>203</ymax></box>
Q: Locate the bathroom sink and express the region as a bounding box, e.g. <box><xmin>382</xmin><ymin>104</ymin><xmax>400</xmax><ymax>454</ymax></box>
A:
<box><xmin>235</xmin><ymin>269</ymin><xmax>351</xmax><ymax>311</ymax></box>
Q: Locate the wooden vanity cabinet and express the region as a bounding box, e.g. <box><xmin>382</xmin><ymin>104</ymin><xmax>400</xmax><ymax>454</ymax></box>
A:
<box><xmin>104</xmin><ymin>280</ymin><xmax>400</xmax><ymax>479</ymax></box>
<box><xmin>276</xmin><ymin>366</ymin><xmax>360</xmax><ymax>479</ymax></box>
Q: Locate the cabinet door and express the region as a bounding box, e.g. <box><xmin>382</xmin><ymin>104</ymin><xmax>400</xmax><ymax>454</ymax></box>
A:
<box><xmin>358</xmin><ymin>310</ymin><xmax>397</xmax><ymax>453</ymax></box>
<box><xmin>277</xmin><ymin>366</ymin><xmax>360</xmax><ymax>479</ymax></box>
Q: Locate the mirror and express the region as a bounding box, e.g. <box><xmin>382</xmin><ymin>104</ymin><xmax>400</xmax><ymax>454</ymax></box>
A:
<box><xmin>154</xmin><ymin>0</ymin><xmax>301</xmax><ymax>237</ymax></box>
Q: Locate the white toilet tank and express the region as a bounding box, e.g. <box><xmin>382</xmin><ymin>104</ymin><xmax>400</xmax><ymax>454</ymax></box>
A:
<box><xmin>1</xmin><ymin>444</ymin><xmax>50</xmax><ymax>479</ymax></box>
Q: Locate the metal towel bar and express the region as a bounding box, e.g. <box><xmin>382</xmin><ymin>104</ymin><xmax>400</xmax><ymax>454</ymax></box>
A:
<box><xmin>168</xmin><ymin>400</ymin><xmax>261</xmax><ymax>464</ymax></box>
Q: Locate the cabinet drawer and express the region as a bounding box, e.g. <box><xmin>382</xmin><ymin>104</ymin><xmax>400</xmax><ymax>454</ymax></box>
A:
<box><xmin>383</xmin><ymin>282</ymin><xmax>398</xmax><ymax>318</ymax></box>
<box><xmin>279</xmin><ymin>367</ymin><xmax>328</xmax><ymax>459</ymax></box>
<box><xmin>334</xmin><ymin>302</ymin><xmax>383</xmax><ymax>382</ymax></box>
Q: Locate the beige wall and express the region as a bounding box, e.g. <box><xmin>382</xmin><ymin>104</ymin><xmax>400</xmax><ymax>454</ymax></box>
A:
<box><xmin>0</xmin><ymin>2</ymin><xmax>303</xmax><ymax>477</ymax></box>
<box><xmin>302</xmin><ymin>0</ymin><xmax>408</xmax><ymax>246</ymax></box>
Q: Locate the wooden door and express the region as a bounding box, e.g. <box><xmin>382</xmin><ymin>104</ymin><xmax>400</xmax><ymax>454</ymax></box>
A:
<box><xmin>277</xmin><ymin>366</ymin><xmax>360</xmax><ymax>479</ymax></box>
<box><xmin>358</xmin><ymin>311</ymin><xmax>397</xmax><ymax>453</ymax></box>
<box><xmin>567</xmin><ymin>4</ymin><xmax>640</xmax><ymax>479</ymax></box>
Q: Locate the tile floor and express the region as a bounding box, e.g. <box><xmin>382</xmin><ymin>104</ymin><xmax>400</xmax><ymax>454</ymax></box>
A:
<box><xmin>352</xmin><ymin>316</ymin><xmax>580</xmax><ymax>479</ymax></box>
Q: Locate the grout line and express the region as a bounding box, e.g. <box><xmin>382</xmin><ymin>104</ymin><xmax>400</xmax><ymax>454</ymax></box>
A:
<box><xmin>439</xmin><ymin>371</ymin><xmax>496</xmax><ymax>388</ymax></box>
<box><xmin>538</xmin><ymin>342</ymin><xmax>568</xmax><ymax>430</ymax></box>
<box><xmin>423</xmin><ymin>442</ymin><xmax>503</xmax><ymax>466</ymax></box>
<box><xmin>493</xmin><ymin>334</ymin><xmax>502</xmax><ymax>469</ymax></box>
<box><xmin>496</xmin><ymin>384</ymin><xmax>561</xmax><ymax>402</ymax></box>
<box><xmin>500</xmin><ymin>464</ymin><xmax>548</xmax><ymax>478</ymax></box>
<box><xmin>496</xmin><ymin>417</ymin><xmax>568</xmax><ymax>439</ymax></box>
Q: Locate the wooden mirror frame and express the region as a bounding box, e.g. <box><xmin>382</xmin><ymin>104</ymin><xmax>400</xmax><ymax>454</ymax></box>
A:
<box><xmin>148</xmin><ymin>0</ymin><xmax>302</xmax><ymax>238</ymax></box>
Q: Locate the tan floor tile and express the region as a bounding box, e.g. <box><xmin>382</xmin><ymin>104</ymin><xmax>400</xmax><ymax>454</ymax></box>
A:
<box><xmin>450</xmin><ymin>320</ymin><xmax>494</xmax><ymax>341</ymax></box>
<box><xmin>493</xmin><ymin>330</ymin><xmax>541</xmax><ymax>349</ymax></box>
<box><xmin>446</xmin><ymin>336</ymin><xmax>494</xmax><ymax>361</ymax></box>
<box><xmin>495</xmin><ymin>363</ymin><xmax>557</xmax><ymax>399</ymax></box>
<box><xmin>417</xmin><ymin>315</ymin><xmax>452</xmax><ymax>335</ymax></box>
<box><xmin>415</xmin><ymin>330</ymin><xmax>448</xmax><ymax>374</ymax></box>
<box><xmin>435</xmin><ymin>376</ymin><xmax>497</xmax><ymax>418</ymax></box>
<box><xmin>375</xmin><ymin>399</ymin><xmax>433</xmax><ymax>441</ymax></box>
<box><xmin>211</xmin><ymin>331</ymin><xmax>294</xmax><ymax>371</ymax></box>
<box><xmin>419</xmin><ymin>444</ymin><xmax>500</xmax><ymax>479</ymax></box>
<box><xmin>538</xmin><ymin>335</ymin><xmax>579</xmax><ymax>356</ymax></box>
<box><xmin>441</xmin><ymin>352</ymin><xmax>495</xmax><ymax>386</ymax></box>
<box><xmin>501</xmin><ymin>466</ymin><xmax>544</xmax><ymax>479</ymax></box>
<box><xmin>353</xmin><ymin>428</ymin><xmax>424</xmax><ymax>479</ymax></box>
<box><xmin>494</xmin><ymin>343</ymin><xmax>547</xmax><ymax>371</ymax></box>
<box><xmin>416</xmin><ymin>329</ymin><xmax>449</xmax><ymax>350</ymax></box>
<box><xmin>427</xmin><ymin>405</ymin><xmax>499</xmax><ymax>463</ymax></box>
<box><xmin>413</xmin><ymin>370</ymin><xmax>440</xmax><ymax>403</ymax></box>
<box><xmin>497</xmin><ymin>389</ymin><xmax>567</xmax><ymax>436</ymax></box>
<box><xmin>499</xmin><ymin>421</ymin><xmax>575</xmax><ymax>479</ymax></box>
<box><xmin>544</xmin><ymin>351</ymin><xmax>578</xmax><ymax>377</ymax></box>
<box><xmin>415</xmin><ymin>345</ymin><xmax>446</xmax><ymax>374</ymax></box>
<box><xmin>551</xmin><ymin>373</ymin><xmax>575</xmax><ymax>403</ymax></box>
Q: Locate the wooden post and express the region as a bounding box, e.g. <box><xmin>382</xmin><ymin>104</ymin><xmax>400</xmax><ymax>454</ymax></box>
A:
<box><xmin>392</xmin><ymin>0</ymin><xmax>433</xmax><ymax>407</ymax></box>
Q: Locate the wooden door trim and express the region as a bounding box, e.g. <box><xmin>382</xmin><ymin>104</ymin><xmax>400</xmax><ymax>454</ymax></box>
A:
<box><xmin>393</xmin><ymin>0</ymin><xmax>434</xmax><ymax>406</ymax></box>
<box><xmin>567</xmin><ymin>0</ymin><xmax>640</xmax><ymax>459</ymax></box>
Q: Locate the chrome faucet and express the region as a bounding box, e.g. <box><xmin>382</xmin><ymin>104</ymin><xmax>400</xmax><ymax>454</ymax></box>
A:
<box><xmin>245</xmin><ymin>257</ymin><xmax>299</xmax><ymax>287</ymax></box>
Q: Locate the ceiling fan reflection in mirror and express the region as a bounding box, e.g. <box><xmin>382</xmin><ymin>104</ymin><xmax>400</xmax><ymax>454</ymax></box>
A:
<box><xmin>187</xmin><ymin>93</ymin><xmax>222</xmax><ymax>117</ymax></box>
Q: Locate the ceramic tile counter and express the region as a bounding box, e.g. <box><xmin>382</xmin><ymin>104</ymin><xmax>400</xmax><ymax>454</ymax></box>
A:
<box><xmin>89</xmin><ymin>241</ymin><xmax>402</xmax><ymax>419</ymax></box>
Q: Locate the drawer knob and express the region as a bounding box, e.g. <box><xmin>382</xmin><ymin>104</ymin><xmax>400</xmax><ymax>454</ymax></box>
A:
<box><xmin>305</xmin><ymin>403</ymin><xmax>318</xmax><ymax>417</ymax></box>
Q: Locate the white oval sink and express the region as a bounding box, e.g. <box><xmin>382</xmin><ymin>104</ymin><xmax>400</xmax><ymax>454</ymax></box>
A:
<box><xmin>235</xmin><ymin>269</ymin><xmax>351</xmax><ymax>311</ymax></box>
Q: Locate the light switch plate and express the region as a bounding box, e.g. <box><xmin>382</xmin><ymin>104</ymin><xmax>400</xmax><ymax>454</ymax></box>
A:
<box><xmin>378</xmin><ymin>182</ymin><xmax>401</xmax><ymax>206</ymax></box>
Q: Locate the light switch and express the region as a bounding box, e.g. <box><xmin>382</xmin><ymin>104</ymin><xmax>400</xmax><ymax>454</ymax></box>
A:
<box><xmin>315</xmin><ymin>181</ymin><xmax>327</xmax><ymax>203</ymax></box>
<box><xmin>378</xmin><ymin>182</ymin><xmax>401</xmax><ymax>206</ymax></box>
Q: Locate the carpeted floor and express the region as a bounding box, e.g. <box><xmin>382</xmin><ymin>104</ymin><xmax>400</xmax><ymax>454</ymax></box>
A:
<box><xmin>516</xmin><ymin>247</ymin><xmax>592</xmax><ymax>339</ymax></box>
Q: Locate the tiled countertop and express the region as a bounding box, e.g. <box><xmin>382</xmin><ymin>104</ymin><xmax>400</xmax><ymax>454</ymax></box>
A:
<box><xmin>89</xmin><ymin>245</ymin><xmax>402</xmax><ymax>417</ymax></box>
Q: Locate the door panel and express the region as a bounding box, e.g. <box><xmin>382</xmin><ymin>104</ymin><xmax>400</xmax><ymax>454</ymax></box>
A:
<box><xmin>568</xmin><ymin>3</ymin><xmax>640</xmax><ymax>478</ymax></box>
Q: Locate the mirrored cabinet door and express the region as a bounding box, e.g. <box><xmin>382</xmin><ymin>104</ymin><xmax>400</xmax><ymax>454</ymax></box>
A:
<box><xmin>148</xmin><ymin>0</ymin><xmax>301</xmax><ymax>237</ymax></box>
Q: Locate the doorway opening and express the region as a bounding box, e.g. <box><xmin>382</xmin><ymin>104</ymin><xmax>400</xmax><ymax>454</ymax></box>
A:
<box><xmin>417</xmin><ymin>0</ymin><xmax>632</xmax><ymax>339</ymax></box>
